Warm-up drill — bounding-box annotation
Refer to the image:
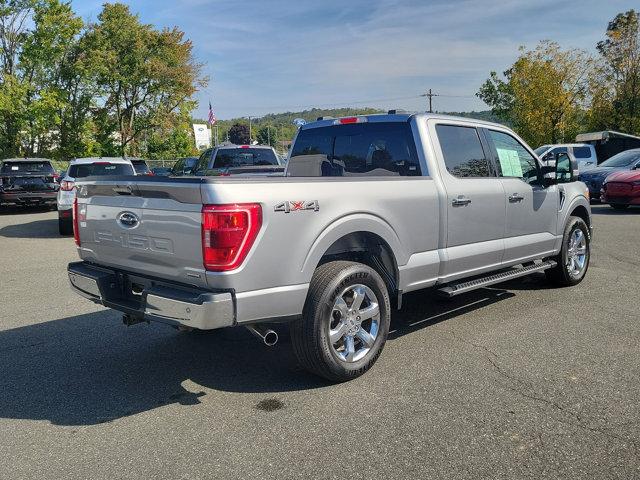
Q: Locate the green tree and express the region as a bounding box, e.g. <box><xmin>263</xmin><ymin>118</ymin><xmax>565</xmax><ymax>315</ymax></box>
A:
<box><xmin>590</xmin><ymin>10</ymin><xmax>640</xmax><ymax>134</ymax></box>
<box><xmin>228</xmin><ymin>122</ymin><xmax>250</xmax><ymax>145</ymax></box>
<box><xmin>478</xmin><ymin>41</ymin><xmax>593</xmax><ymax>147</ymax></box>
<box><xmin>0</xmin><ymin>0</ymin><xmax>35</xmax><ymax>156</ymax></box>
<box><xmin>83</xmin><ymin>2</ymin><xmax>206</xmax><ymax>155</ymax></box>
<box><xmin>256</xmin><ymin>125</ymin><xmax>277</xmax><ymax>147</ymax></box>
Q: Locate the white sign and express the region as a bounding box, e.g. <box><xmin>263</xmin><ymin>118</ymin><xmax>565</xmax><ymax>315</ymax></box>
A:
<box><xmin>192</xmin><ymin>123</ymin><xmax>211</xmax><ymax>149</ymax></box>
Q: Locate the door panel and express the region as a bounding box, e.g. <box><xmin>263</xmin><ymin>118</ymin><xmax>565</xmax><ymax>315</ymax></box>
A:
<box><xmin>500</xmin><ymin>178</ymin><xmax>558</xmax><ymax>262</ymax></box>
<box><xmin>483</xmin><ymin>128</ymin><xmax>559</xmax><ymax>263</ymax></box>
<box><xmin>430</xmin><ymin>122</ymin><xmax>506</xmax><ymax>279</ymax></box>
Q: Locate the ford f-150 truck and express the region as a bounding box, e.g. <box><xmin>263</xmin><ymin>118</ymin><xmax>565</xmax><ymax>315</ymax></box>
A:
<box><xmin>67</xmin><ymin>113</ymin><xmax>592</xmax><ymax>382</ymax></box>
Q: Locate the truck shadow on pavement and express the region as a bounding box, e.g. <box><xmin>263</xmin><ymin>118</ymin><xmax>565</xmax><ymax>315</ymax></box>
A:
<box><xmin>0</xmin><ymin>218</ymin><xmax>60</xmax><ymax>238</ymax></box>
<box><xmin>0</xmin><ymin>285</ymin><xmax>522</xmax><ymax>426</ymax></box>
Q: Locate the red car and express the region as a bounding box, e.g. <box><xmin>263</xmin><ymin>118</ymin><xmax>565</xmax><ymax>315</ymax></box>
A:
<box><xmin>601</xmin><ymin>170</ymin><xmax>640</xmax><ymax>209</ymax></box>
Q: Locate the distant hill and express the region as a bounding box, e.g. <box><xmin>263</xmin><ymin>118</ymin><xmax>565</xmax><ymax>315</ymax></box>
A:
<box><xmin>195</xmin><ymin>108</ymin><xmax>502</xmax><ymax>126</ymax></box>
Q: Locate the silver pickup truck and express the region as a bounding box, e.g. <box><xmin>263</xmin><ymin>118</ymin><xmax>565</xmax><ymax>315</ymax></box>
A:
<box><xmin>68</xmin><ymin>113</ymin><xmax>592</xmax><ymax>381</ymax></box>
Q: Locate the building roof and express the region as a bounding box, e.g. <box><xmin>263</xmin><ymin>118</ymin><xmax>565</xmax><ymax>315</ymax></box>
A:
<box><xmin>575</xmin><ymin>130</ymin><xmax>640</xmax><ymax>142</ymax></box>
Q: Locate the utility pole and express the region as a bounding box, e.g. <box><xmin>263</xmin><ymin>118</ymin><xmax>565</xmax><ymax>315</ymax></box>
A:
<box><xmin>267</xmin><ymin>126</ymin><xmax>270</xmax><ymax>146</ymax></box>
<box><xmin>248</xmin><ymin>116</ymin><xmax>252</xmax><ymax>144</ymax></box>
<box><xmin>421</xmin><ymin>89</ymin><xmax>439</xmax><ymax>113</ymax></box>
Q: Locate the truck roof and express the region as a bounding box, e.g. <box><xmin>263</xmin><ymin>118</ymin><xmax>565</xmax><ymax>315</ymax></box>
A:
<box><xmin>70</xmin><ymin>157</ymin><xmax>133</xmax><ymax>165</ymax></box>
<box><xmin>300</xmin><ymin>112</ymin><xmax>508</xmax><ymax>131</ymax></box>
<box><xmin>1</xmin><ymin>157</ymin><xmax>52</xmax><ymax>163</ymax></box>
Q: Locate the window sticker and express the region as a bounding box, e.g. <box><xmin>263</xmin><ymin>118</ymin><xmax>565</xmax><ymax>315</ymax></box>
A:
<box><xmin>496</xmin><ymin>148</ymin><xmax>523</xmax><ymax>177</ymax></box>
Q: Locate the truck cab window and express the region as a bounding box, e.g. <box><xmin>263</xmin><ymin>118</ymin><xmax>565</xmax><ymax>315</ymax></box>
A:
<box><xmin>435</xmin><ymin>124</ymin><xmax>491</xmax><ymax>178</ymax></box>
<box><xmin>487</xmin><ymin>130</ymin><xmax>539</xmax><ymax>185</ymax></box>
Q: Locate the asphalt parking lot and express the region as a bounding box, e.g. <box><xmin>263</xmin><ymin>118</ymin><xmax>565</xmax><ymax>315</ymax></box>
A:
<box><xmin>0</xmin><ymin>205</ymin><xmax>638</xmax><ymax>480</ymax></box>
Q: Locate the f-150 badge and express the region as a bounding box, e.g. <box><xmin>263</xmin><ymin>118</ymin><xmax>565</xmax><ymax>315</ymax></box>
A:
<box><xmin>274</xmin><ymin>200</ymin><xmax>319</xmax><ymax>213</ymax></box>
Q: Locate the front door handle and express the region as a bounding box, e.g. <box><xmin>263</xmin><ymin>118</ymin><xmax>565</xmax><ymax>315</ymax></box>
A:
<box><xmin>508</xmin><ymin>193</ymin><xmax>524</xmax><ymax>203</ymax></box>
<box><xmin>452</xmin><ymin>196</ymin><xmax>472</xmax><ymax>207</ymax></box>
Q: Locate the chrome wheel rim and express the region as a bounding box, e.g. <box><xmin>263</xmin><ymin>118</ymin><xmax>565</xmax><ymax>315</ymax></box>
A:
<box><xmin>566</xmin><ymin>228</ymin><xmax>587</xmax><ymax>277</ymax></box>
<box><xmin>329</xmin><ymin>284</ymin><xmax>380</xmax><ymax>363</ymax></box>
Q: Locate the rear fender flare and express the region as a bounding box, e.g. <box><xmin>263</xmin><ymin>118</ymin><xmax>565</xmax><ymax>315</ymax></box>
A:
<box><xmin>301</xmin><ymin>213</ymin><xmax>408</xmax><ymax>281</ymax></box>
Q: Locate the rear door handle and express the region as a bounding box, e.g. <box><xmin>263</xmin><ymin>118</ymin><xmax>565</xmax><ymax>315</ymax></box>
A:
<box><xmin>508</xmin><ymin>193</ymin><xmax>524</xmax><ymax>203</ymax></box>
<box><xmin>452</xmin><ymin>196</ymin><xmax>472</xmax><ymax>207</ymax></box>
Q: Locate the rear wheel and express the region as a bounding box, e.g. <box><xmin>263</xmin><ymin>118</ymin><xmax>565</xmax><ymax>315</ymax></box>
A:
<box><xmin>291</xmin><ymin>261</ymin><xmax>390</xmax><ymax>382</ymax></box>
<box><xmin>545</xmin><ymin>216</ymin><xmax>590</xmax><ymax>287</ymax></box>
<box><xmin>611</xmin><ymin>204</ymin><xmax>629</xmax><ymax>210</ymax></box>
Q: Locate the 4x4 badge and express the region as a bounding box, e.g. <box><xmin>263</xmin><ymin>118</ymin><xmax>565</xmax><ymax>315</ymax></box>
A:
<box><xmin>274</xmin><ymin>200</ymin><xmax>319</xmax><ymax>213</ymax></box>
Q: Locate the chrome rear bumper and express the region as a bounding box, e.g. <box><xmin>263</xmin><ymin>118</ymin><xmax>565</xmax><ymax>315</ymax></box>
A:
<box><xmin>68</xmin><ymin>262</ymin><xmax>234</xmax><ymax>330</ymax></box>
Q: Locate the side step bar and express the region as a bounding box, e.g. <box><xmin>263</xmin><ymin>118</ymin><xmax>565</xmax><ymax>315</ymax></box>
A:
<box><xmin>437</xmin><ymin>260</ymin><xmax>557</xmax><ymax>298</ymax></box>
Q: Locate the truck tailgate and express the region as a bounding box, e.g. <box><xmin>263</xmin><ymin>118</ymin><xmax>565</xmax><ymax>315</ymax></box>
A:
<box><xmin>76</xmin><ymin>178</ymin><xmax>208</xmax><ymax>288</ymax></box>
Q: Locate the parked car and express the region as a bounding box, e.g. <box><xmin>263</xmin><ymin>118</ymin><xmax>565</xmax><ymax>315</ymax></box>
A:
<box><xmin>193</xmin><ymin>145</ymin><xmax>285</xmax><ymax>176</ymax></box>
<box><xmin>57</xmin><ymin>157</ymin><xmax>136</xmax><ymax>235</ymax></box>
<box><xmin>601</xmin><ymin>169</ymin><xmax>640</xmax><ymax>209</ymax></box>
<box><xmin>534</xmin><ymin>143</ymin><xmax>598</xmax><ymax>173</ymax></box>
<box><xmin>67</xmin><ymin>113</ymin><xmax>591</xmax><ymax>382</ymax></box>
<box><xmin>130</xmin><ymin>159</ymin><xmax>152</xmax><ymax>176</ymax></box>
<box><xmin>579</xmin><ymin>149</ymin><xmax>640</xmax><ymax>201</ymax></box>
<box><xmin>151</xmin><ymin>166</ymin><xmax>172</xmax><ymax>176</ymax></box>
<box><xmin>0</xmin><ymin>158</ymin><xmax>59</xmax><ymax>209</ymax></box>
<box><xmin>170</xmin><ymin>157</ymin><xmax>198</xmax><ymax>176</ymax></box>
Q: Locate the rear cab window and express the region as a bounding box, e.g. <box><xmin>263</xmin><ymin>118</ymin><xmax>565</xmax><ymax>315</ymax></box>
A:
<box><xmin>68</xmin><ymin>163</ymin><xmax>135</xmax><ymax>178</ymax></box>
<box><xmin>1</xmin><ymin>161</ymin><xmax>54</xmax><ymax>174</ymax></box>
<box><xmin>288</xmin><ymin>122</ymin><xmax>421</xmax><ymax>177</ymax></box>
<box><xmin>435</xmin><ymin>124</ymin><xmax>492</xmax><ymax>178</ymax></box>
<box><xmin>212</xmin><ymin>148</ymin><xmax>278</xmax><ymax>168</ymax></box>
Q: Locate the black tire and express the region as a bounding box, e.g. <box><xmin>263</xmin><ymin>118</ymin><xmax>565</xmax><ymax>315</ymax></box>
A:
<box><xmin>611</xmin><ymin>204</ymin><xmax>629</xmax><ymax>210</ymax></box>
<box><xmin>291</xmin><ymin>260</ymin><xmax>391</xmax><ymax>382</ymax></box>
<box><xmin>545</xmin><ymin>216</ymin><xmax>590</xmax><ymax>287</ymax></box>
<box><xmin>58</xmin><ymin>217</ymin><xmax>73</xmax><ymax>236</ymax></box>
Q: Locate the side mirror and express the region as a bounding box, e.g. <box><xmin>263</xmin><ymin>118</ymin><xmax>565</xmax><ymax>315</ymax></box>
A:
<box><xmin>554</xmin><ymin>152</ymin><xmax>578</xmax><ymax>184</ymax></box>
<box><xmin>540</xmin><ymin>163</ymin><xmax>557</xmax><ymax>187</ymax></box>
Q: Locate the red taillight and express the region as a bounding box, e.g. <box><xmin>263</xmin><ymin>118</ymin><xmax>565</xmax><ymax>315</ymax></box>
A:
<box><xmin>240</xmin><ymin>145</ymin><xmax>250</xmax><ymax>149</ymax></box>
<box><xmin>201</xmin><ymin>203</ymin><xmax>262</xmax><ymax>271</ymax></box>
<box><xmin>60</xmin><ymin>180</ymin><xmax>75</xmax><ymax>191</ymax></box>
<box><xmin>72</xmin><ymin>199</ymin><xmax>85</xmax><ymax>246</ymax></box>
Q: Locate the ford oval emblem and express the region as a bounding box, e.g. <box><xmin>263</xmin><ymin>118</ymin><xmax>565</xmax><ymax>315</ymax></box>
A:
<box><xmin>117</xmin><ymin>211</ymin><xmax>140</xmax><ymax>229</ymax></box>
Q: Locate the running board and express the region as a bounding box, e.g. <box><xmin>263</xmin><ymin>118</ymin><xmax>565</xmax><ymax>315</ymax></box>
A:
<box><xmin>437</xmin><ymin>261</ymin><xmax>557</xmax><ymax>298</ymax></box>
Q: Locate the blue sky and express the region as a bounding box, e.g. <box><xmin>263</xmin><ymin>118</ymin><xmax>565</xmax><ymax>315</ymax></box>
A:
<box><xmin>73</xmin><ymin>0</ymin><xmax>639</xmax><ymax>119</ymax></box>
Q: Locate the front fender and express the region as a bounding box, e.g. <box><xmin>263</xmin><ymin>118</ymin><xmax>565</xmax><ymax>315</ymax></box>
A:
<box><xmin>300</xmin><ymin>213</ymin><xmax>408</xmax><ymax>281</ymax></box>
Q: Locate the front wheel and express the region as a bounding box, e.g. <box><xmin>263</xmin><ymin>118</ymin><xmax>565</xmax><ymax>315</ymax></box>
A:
<box><xmin>291</xmin><ymin>261</ymin><xmax>391</xmax><ymax>382</ymax></box>
<box><xmin>545</xmin><ymin>216</ymin><xmax>590</xmax><ymax>287</ymax></box>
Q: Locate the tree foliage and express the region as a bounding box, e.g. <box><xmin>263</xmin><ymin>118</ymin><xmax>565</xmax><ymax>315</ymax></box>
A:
<box><xmin>589</xmin><ymin>10</ymin><xmax>640</xmax><ymax>133</ymax></box>
<box><xmin>0</xmin><ymin>1</ymin><xmax>205</xmax><ymax>160</ymax></box>
<box><xmin>478</xmin><ymin>41</ymin><xmax>592</xmax><ymax>147</ymax></box>
<box><xmin>228</xmin><ymin>122</ymin><xmax>250</xmax><ymax>145</ymax></box>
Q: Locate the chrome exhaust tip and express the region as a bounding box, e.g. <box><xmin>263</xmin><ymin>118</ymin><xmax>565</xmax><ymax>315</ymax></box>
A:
<box><xmin>246</xmin><ymin>325</ymin><xmax>278</xmax><ymax>346</ymax></box>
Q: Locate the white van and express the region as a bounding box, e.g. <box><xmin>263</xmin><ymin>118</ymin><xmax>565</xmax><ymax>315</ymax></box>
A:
<box><xmin>534</xmin><ymin>144</ymin><xmax>597</xmax><ymax>172</ymax></box>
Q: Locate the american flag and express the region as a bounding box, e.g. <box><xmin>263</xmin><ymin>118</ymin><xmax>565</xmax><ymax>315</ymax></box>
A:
<box><xmin>208</xmin><ymin>101</ymin><xmax>216</xmax><ymax>125</ymax></box>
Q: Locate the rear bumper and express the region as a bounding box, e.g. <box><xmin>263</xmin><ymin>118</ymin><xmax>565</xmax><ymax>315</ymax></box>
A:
<box><xmin>0</xmin><ymin>191</ymin><xmax>57</xmax><ymax>206</ymax></box>
<box><xmin>68</xmin><ymin>261</ymin><xmax>234</xmax><ymax>330</ymax></box>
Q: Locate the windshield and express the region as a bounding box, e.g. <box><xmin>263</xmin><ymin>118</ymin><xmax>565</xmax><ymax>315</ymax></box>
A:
<box><xmin>599</xmin><ymin>150</ymin><xmax>640</xmax><ymax>168</ymax></box>
<box><xmin>1</xmin><ymin>161</ymin><xmax>54</xmax><ymax>174</ymax></box>
<box><xmin>68</xmin><ymin>163</ymin><xmax>135</xmax><ymax>178</ymax></box>
<box><xmin>213</xmin><ymin>148</ymin><xmax>278</xmax><ymax>167</ymax></box>
<box><xmin>534</xmin><ymin>145</ymin><xmax>551</xmax><ymax>155</ymax></box>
